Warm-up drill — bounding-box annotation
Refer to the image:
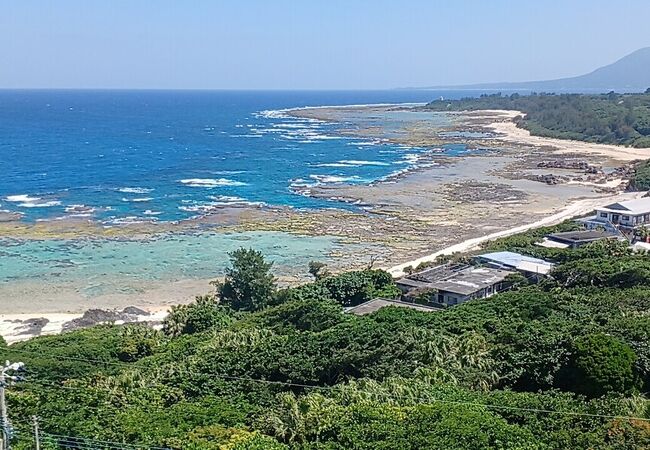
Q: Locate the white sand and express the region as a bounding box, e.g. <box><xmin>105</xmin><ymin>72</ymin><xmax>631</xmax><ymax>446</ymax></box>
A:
<box><xmin>387</xmin><ymin>191</ymin><xmax>644</xmax><ymax>277</ymax></box>
<box><xmin>486</xmin><ymin>110</ymin><xmax>650</xmax><ymax>162</ymax></box>
<box><xmin>0</xmin><ymin>308</ymin><xmax>170</xmax><ymax>344</ymax></box>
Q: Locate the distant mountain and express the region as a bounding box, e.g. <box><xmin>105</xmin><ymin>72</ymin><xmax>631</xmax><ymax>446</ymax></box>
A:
<box><xmin>423</xmin><ymin>47</ymin><xmax>650</xmax><ymax>93</ymax></box>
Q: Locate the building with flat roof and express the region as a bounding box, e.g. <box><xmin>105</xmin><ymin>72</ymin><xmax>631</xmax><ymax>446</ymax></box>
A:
<box><xmin>543</xmin><ymin>230</ymin><xmax>622</xmax><ymax>249</ymax></box>
<box><xmin>345</xmin><ymin>298</ymin><xmax>440</xmax><ymax>315</ymax></box>
<box><xmin>397</xmin><ymin>263</ymin><xmax>514</xmax><ymax>308</ymax></box>
<box><xmin>475</xmin><ymin>251</ymin><xmax>554</xmax><ymax>276</ymax></box>
<box><xmin>428</xmin><ymin>266</ymin><xmax>513</xmax><ymax>306</ymax></box>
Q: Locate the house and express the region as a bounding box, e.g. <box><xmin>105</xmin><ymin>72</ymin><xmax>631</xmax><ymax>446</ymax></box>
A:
<box><xmin>345</xmin><ymin>298</ymin><xmax>440</xmax><ymax>315</ymax></box>
<box><xmin>397</xmin><ymin>263</ymin><xmax>514</xmax><ymax>308</ymax></box>
<box><xmin>475</xmin><ymin>251</ymin><xmax>554</xmax><ymax>278</ymax></box>
<box><xmin>543</xmin><ymin>230</ymin><xmax>622</xmax><ymax>249</ymax></box>
<box><xmin>590</xmin><ymin>197</ymin><xmax>650</xmax><ymax>229</ymax></box>
<box><xmin>427</xmin><ymin>266</ymin><xmax>514</xmax><ymax>307</ymax></box>
<box><xmin>395</xmin><ymin>263</ymin><xmax>467</xmax><ymax>294</ymax></box>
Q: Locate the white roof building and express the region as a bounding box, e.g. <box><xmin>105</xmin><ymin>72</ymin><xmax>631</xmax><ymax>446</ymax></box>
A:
<box><xmin>475</xmin><ymin>251</ymin><xmax>554</xmax><ymax>276</ymax></box>
<box><xmin>594</xmin><ymin>198</ymin><xmax>650</xmax><ymax>228</ymax></box>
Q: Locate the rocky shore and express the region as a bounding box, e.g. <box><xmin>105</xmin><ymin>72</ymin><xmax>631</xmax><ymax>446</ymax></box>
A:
<box><xmin>1</xmin><ymin>105</ymin><xmax>644</xmax><ymax>324</ymax></box>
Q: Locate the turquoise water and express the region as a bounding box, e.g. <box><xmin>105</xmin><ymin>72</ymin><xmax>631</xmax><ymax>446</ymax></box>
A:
<box><xmin>0</xmin><ymin>90</ymin><xmax>479</xmax><ymax>224</ymax></box>
<box><xmin>0</xmin><ymin>232</ymin><xmax>339</xmax><ymax>297</ymax></box>
<box><xmin>0</xmin><ymin>90</ymin><xmax>491</xmax><ymax>300</ymax></box>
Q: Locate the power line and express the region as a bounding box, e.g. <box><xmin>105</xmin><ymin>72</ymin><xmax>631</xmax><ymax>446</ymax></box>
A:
<box><xmin>4</xmin><ymin>348</ymin><xmax>650</xmax><ymax>423</ymax></box>
<box><xmin>40</xmin><ymin>432</ymin><xmax>172</xmax><ymax>450</ymax></box>
<box><xmin>15</xmin><ymin>374</ymin><xmax>650</xmax><ymax>424</ymax></box>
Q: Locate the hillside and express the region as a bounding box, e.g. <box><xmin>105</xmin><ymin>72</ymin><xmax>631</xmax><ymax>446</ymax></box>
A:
<box><xmin>425</xmin><ymin>47</ymin><xmax>650</xmax><ymax>92</ymax></box>
<box><xmin>1</xmin><ymin>235</ymin><xmax>649</xmax><ymax>449</ymax></box>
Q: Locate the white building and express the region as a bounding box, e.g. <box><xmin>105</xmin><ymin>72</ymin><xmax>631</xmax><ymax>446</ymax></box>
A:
<box><xmin>592</xmin><ymin>198</ymin><xmax>650</xmax><ymax>229</ymax></box>
<box><xmin>475</xmin><ymin>251</ymin><xmax>554</xmax><ymax>278</ymax></box>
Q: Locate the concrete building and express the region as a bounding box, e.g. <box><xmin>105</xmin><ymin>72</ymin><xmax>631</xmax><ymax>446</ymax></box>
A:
<box><xmin>396</xmin><ymin>263</ymin><xmax>514</xmax><ymax>308</ymax></box>
<box><xmin>345</xmin><ymin>298</ymin><xmax>440</xmax><ymax>315</ymax></box>
<box><xmin>542</xmin><ymin>230</ymin><xmax>622</xmax><ymax>249</ymax></box>
<box><xmin>475</xmin><ymin>251</ymin><xmax>554</xmax><ymax>277</ymax></box>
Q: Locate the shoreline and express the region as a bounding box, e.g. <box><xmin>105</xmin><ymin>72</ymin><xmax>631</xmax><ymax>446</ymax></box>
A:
<box><xmin>3</xmin><ymin>189</ymin><xmax>642</xmax><ymax>344</ymax></box>
<box><xmin>2</xmin><ymin>105</ymin><xmax>648</xmax><ymax>342</ymax></box>
<box><xmin>387</xmin><ymin>190</ymin><xmax>644</xmax><ymax>277</ymax></box>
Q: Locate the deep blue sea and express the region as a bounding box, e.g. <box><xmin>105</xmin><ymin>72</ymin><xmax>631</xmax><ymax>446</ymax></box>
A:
<box><xmin>0</xmin><ymin>90</ymin><xmax>484</xmax><ymax>224</ymax></box>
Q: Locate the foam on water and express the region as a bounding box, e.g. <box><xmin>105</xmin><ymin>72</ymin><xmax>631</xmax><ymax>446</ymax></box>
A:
<box><xmin>0</xmin><ymin>90</ymin><xmax>476</xmax><ymax>225</ymax></box>
<box><xmin>18</xmin><ymin>200</ymin><xmax>61</xmax><ymax>208</ymax></box>
<box><xmin>117</xmin><ymin>187</ymin><xmax>154</xmax><ymax>194</ymax></box>
<box><xmin>122</xmin><ymin>197</ymin><xmax>154</xmax><ymax>202</ymax></box>
<box><xmin>179</xmin><ymin>178</ymin><xmax>248</xmax><ymax>187</ymax></box>
<box><xmin>6</xmin><ymin>194</ymin><xmax>40</xmax><ymax>202</ymax></box>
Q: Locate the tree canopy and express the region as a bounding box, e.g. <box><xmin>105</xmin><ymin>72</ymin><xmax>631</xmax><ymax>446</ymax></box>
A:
<box><xmin>426</xmin><ymin>92</ymin><xmax>650</xmax><ymax>148</ymax></box>
<box><xmin>2</xmin><ymin>234</ymin><xmax>650</xmax><ymax>449</ymax></box>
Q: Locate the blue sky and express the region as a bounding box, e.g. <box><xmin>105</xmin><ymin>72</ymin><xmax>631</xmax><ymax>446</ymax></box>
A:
<box><xmin>2</xmin><ymin>0</ymin><xmax>649</xmax><ymax>89</ymax></box>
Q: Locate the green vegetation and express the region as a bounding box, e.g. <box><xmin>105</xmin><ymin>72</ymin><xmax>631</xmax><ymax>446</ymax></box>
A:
<box><xmin>2</xmin><ymin>236</ymin><xmax>650</xmax><ymax>449</ymax></box>
<box><xmin>629</xmin><ymin>160</ymin><xmax>650</xmax><ymax>190</ymax></box>
<box><xmin>215</xmin><ymin>248</ymin><xmax>277</xmax><ymax>312</ymax></box>
<box><xmin>426</xmin><ymin>92</ymin><xmax>650</xmax><ymax>147</ymax></box>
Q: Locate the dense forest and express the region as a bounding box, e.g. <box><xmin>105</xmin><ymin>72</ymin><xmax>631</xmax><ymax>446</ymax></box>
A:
<box><xmin>425</xmin><ymin>91</ymin><xmax>650</xmax><ymax>148</ymax></box>
<box><xmin>2</xmin><ymin>230</ymin><xmax>650</xmax><ymax>449</ymax></box>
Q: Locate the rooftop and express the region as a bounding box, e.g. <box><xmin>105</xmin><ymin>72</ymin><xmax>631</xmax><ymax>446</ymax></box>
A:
<box><xmin>345</xmin><ymin>298</ymin><xmax>440</xmax><ymax>315</ymax></box>
<box><xmin>548</xmin><ymin>230</ymin><xmax>619</xmax><ymax>243</ymax></box>
<box><xmin>598</xmin><ymin>197</ymin><xmax>650</xmax><ymax>215</ymax></box>
<box><xmin>409</xmin><ymin>263</ymin><xmax>470</xmax><ymax>283</ymax></box>
<box><xmin>395</xmin><ymin>278</ymin><xmax>433</xmax><ymax>289</ymax></box>
<box><xmin>476</xmin><ymin>251</ymin><xmax>554</xmax><ymax>275</ymax></box>
<box><xmin>536</xmin><ymin>238</ymin><xmax>570</xmax><ymax>249</ymax></box>
<box><xmin>429</xmin><ymin>266</ymin><xmax>513</xmax><ymax>296</ymax></box>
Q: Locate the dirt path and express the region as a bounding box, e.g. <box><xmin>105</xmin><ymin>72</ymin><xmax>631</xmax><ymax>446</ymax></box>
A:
<box><xmin>387</xmin><ymin>191</ymin><xmax>643</xmax><ymax>277</ymax></box>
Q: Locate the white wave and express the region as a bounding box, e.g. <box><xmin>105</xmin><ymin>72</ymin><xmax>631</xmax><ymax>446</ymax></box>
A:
<box><xmin>396</xmin><ymin>154</ymin><xmax>421</xmax><ymax>165</ymax></box>
<box><xmin>104</xmin><ymin>216</ymin><xmax>157</xmax><ymax>225</ymax></box>
<box><xmin>272</xmin><ymin>123</ymin><xmax>321</xmax><ymax>129</ymax></box>
<box><xmin>5</xmin><ymin>194</ymin><xmax>40</xmax><ymax>202</ymax></box>
<box><xmin>179</xmin><ymin>178</ymin><xmax>247</xmax><ymax>187</ymax></box>
<box><xmin>312</xmin><ymin>160</ymin><xmax>390</xmax><ymax>168</ymax></box>
<box><xmin>18</xmin><ymin>200</ymin><xmax>61</xmax><ymax>208</ymax></box>
<box><xmin>284</xmin><ymin>102</ymin><xmax>425</xmax><ymax>112</ymax></box>
<box><xmin>312</xmin><ymin>163</ymin><xmax>356</xmax><ymax>168</ymax></box>
<box><xmin>339</xmin><ymin>160</ymin><xmax>390</xmax><ymax>166</ymax></box>
<box><xmin>309</xmin><ymin>174</ymin><xmax>360</xmax><ymax>184</ymax></box>
<box><xmin>347</xmin><ymin>141</ymin><xmax>380</xmax><ymax>147</ymax></box>
<box><xmin>179</xmin><ymin>199</ymin><xmax>265</xmax><ymax>213</ymax></box>
<box><xmin>121</xmin><ymin>197</ymin><xmax>153</xmax><ymax>202</ymax></box>
<box><xmin>143</xmin><ymin>210</ymin><xmax>162</xmax><ymax>216</ymax></box>
<box><xmin>209</xmin><ymin>195</ymin><xmax>247</xmax><ymax>202</ymax></box>
<box><xmin>117</xmin><ymin>187</ymin><xmax>154</xmax><ymax>194</ymax></box>
<box><xmin>256</xmin><ymin>109</ymin><xmax>292</xmax><ymax>119</ymax></box>
<box><xmin>308</xmin><ymin>135</ymin><xmax>342</xmax><ymax>140</ymax></box>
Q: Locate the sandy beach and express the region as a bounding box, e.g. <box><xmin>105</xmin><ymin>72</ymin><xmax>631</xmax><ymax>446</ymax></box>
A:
<box><xmin>485</xmin><ymin>110</ymin><xmax>650</xmax><ymax>162</ymax></box>
<box><xmin>2</xmin><ymin>105</ymin><xmax>648</xmax><ymax>342</ymax></box>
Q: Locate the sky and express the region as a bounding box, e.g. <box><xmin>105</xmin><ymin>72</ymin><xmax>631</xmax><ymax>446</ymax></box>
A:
<box><xmin>1</xmin><ymin>0</ymin><xmax>649</xmax><ymax>90</ymax></box>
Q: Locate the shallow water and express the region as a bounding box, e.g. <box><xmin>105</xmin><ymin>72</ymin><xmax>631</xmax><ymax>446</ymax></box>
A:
<box><xmin>0</xmin><ymin>232</ymin><xmax>340</xmax><ymax>297</ymax></box>
<box><xmin>0</xmin><ymin>90</ymin><xmax>485</xmax><ymax>224</ymax></box>
<box><xmin>0</xmin><ymin>89</ymin><xmax>492</xmax><ymax>302</ymax></box>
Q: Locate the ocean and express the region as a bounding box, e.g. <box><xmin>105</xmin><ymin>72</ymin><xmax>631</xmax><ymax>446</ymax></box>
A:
<box><xmin>0</xmin><ymin>90</ymin><xmax>487</xmax><ymax>305</ymax></box>
<box><xmin>0</xmin><ymin>90</ymin><xmax>482</xmax><ymax>223</ymax></box>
